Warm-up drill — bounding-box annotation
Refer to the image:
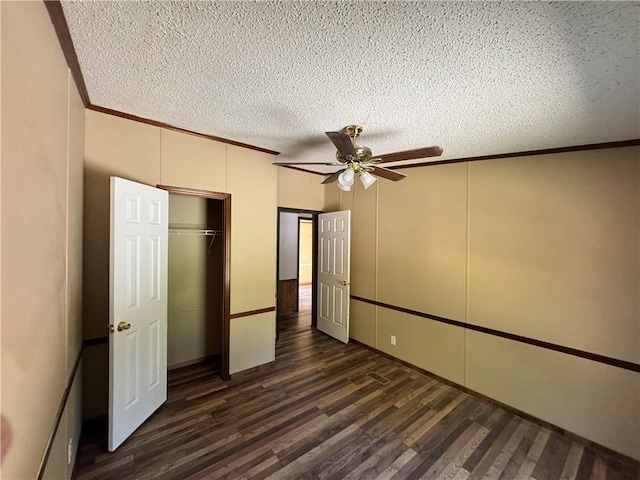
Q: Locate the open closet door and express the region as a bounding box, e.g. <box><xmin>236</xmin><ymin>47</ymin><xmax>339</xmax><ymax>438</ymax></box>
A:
<box><xmin>317</xmin><ymin>210</ymin><xmax>351</xmax><ymax>343</ymax></box>
<box><xmin>108</xmin><ymin>177</ymin><xmax>168</xmax><ymax>451</ymax></box>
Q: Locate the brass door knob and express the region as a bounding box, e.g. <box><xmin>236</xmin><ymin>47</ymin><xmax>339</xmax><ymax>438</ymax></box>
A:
<box><xmin>117</xmin><ymin>321</ymin><xmax>131</xmax><ymax>332</ymax></box>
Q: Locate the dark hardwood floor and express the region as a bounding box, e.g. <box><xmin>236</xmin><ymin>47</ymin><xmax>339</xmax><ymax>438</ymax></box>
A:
<box><xmin>75</xmin><ymin>286</ymin><xmax>639</xmax><ymax>479</ymax></box>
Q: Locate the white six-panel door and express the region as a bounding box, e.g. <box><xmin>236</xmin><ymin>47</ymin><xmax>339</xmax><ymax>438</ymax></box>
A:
<box><xmin>317</xmin><ymin>210</ymin><xmax>351</xmax><ymax>343</ymax></box>
<box><xmin>109</xmin><ymin>177</ymin><xmax>168</xmax><ymax>451</ymax></box>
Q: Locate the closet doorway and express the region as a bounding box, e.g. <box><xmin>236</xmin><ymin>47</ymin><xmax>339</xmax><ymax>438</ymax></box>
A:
<box><xmin>159</xmin><ymin>185</ymin><xmax>230</xmax><ymax>381</ymax></box>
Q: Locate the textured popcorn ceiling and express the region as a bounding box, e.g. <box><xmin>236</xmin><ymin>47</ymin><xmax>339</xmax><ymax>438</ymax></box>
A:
<box><xmin>61</xmin><ymin>1</ymin><xmax>639</xmax><ymax>173</ymax></box>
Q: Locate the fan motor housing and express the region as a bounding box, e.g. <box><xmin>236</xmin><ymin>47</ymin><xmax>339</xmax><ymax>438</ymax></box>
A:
<box><xmin>336</xmin><ymin>125</ymin><xmax>372</xmax><ymax>163</ymax></box>
<box><xmin>336</xmin><ymin>145</ymin><xmax>372</xmax><ymax>163</ymax></box>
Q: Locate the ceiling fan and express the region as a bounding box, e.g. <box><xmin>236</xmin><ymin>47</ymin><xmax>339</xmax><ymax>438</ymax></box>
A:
<box><xmin>273</xmin><ymin>125</ymin><xmax>443</xmax><ymax>191</ymax></box>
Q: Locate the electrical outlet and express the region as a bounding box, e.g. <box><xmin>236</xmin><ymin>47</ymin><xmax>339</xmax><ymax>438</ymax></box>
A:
<box><xmin>68</xmin><ymin>438</ymin><xmax>73</xmax><ymax>464</ymax></box>
<box><xmin>390</xmin><ymin>335</ymin><xmax>396</xmax><ymax>346</ymax></box>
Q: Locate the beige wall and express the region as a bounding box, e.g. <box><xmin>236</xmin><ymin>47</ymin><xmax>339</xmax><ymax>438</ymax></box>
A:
<box><xmin>83</xmin><ymin>113</ymin><xmax>160</xmax><ymax>342</ymax></box>
<box><xmin>230</xmin><ymin>312</ymin><xmax>275</xmax><ymax>374</ymax></box>
<box><xmin>227</xmin><ymin>145</ymin><xmax>277</xmax><ymax>316</ymax></box>
<box><xmin>83</xmin><ymin>111</ymin><xmax>278</xmax><ymax>412</ymax></box>
<box><xmin>335</xmin><ymin>147</ymin><xmax>640</xmax><ymax>460</ymax></box>
<box><xmin>323</xmin><ymin>184</ymin><xmax>341</xmax><ymax>212</ymax></box>
<box><xmin>161</xmin><ymin>129</ymin><xmax>227</xmax><ymax>192</ymax></box>
<box><xmin>227</xmin><ymin>146</ymin><xmax>277</xmax><ymax>373</ymax></box>
<box><xmin>277</xmin><ymin>167</ymin><xmax>325</xmax><ymax>211</ymax></box>
<box><xmin>1</xmin><ymin>2</ymin><xmax>84</xmax><ymax>478</ymax></box>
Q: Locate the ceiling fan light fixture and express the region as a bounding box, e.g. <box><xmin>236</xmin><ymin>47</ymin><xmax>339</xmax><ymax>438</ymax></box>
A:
<box><xmin>359</xmin><ymin>171</ymin><xmax>377</xmax><ymax>189</ymax></box>
<box><xmin>338</xmin><ymin>168</ymin><xmax>355</xmax><ymax>190</ymax></box>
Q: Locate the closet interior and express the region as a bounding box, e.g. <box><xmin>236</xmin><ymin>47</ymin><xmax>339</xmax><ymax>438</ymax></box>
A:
<box><xmin>167</xmin><ymin>193</ymin><xmax>225</xmax><ymax>376</ymax></box>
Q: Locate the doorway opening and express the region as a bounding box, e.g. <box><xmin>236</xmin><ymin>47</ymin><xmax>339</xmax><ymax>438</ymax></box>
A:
<box><xmin>276</xmin><ymin>207</ymin><xmax>321</xmax><ymax>340</ymax></box>
<box><xmin>158</xmin><ymin>185</ymin><xmax>231</xmax><ymax>381</ymax></box>
<box><xmin>297</xmin><ymin>218</ymin><xmax>313</xmax><ymax>315</ymax></box>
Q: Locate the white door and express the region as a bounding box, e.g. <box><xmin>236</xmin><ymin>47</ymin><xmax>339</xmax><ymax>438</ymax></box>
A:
<box><xmin>109</xmin><ymin>177</ymin><xmax>168</xmax><ymax>451</ymax></box>
<box><xmin>317</xmin><ymin>210</ymin><xmax>351</xmax><ymax>343</ymax></box>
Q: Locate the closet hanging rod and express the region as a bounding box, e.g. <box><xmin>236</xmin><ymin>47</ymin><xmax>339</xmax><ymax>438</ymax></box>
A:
<box><xmin>168</xmin><ymin>228</ymin><xmax>222</xmax><ymax>236</ymax></box>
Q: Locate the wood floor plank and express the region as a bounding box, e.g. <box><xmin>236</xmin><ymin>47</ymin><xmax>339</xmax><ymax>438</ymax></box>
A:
<box><xmin>74</xmin><ymin>453</ymin><xmax>135</xmax><ymax>480</ymax></box>
<box><xmin>403</xmin><ymin>395</ymin><xmax>467</xmax><ymax>448</ymax></box>
<box><xmin>241</xmin><ymin>453</ymin><xmax>282</xmax><ymax>480</ymax></box>
<box><xmin>559</xmin><ymin>442</ymin><xmax>585</xmax><ymax>480</ymax></box>
<box><xmin>531</xmin><ymin>432</ymin><xmax>572</xmax><ymax>480</ymax></box>
<box><xmin>199</xmin><ymin>449</ymin><xmax>277</xmax><ymax>480</ymax></box>
<box><xmin>483</xmin><ymin>418</ymin><xmax>531</xmax><ymax>479</ymax></box>
<box><xmin>470</xmin><ymin>402</ymin><xmax>496</xmax><ymax>426</ymax></box>
<box><xmin>309</xmin><ymin>430</ymin><xmax>380</xmax><ymax>480</ymax></box>
<box><xmin>412</xmin><ymin>396</ymin><xmax>481</xmax><ymax>456</ymax></box>
<box><xmin>422</xmin><ymin>421</ymin><xmax>484</xmax><ymax>479</ymax></box>
<box><xmin>314</xmin><ymin>376</ymin><xmax>377</xmax><ymax>409</ymax></box>
<box><xmin>267</xmin><ymin>412</ymin><xmax>331</xmax><ymax>456</ymax></box>
<box><xmin>265</xmin><ymin>424</ymin><xmax>361</xmax><ymax>479</ymax></box>
<box><xmin>275</xmin><ymin>415</ymin><xmax>359</xmax><ymax>466</ymax></box>
<box><xmin>513</xmin><ymin>428</ymin><xmax>552</xmax><ymax>479</ymax></box>
<box><xmin>466</xmin><ymin>416</ymin><xmax>522</xmax><ymax>479</ymax></box>
<box><xmin>393</xmin><ymin>379</ymin><xmax>438</xmax><ymax>409</ymax></box>
<box><xmin>575</xmin><ymin>447</ymin><xmax>597</xmax><ymax>480</ymax></box>
<box><xmin>336</xmin><ymin>437</ymin><xmax>409</xmax><ymax>480</ymax></box>
<box><xmin>363</xmin><ymin>391</ymin><xmax>435</xmax><ymax>440</ymax></box>
<box><xmin>373</xmin><ymin>448</ymin><xmax>419</xmax><ymax>480</ymax></box>
<box><xmin>591</xmin><ymin>456</ymin><xmax>608</xmax><ymax>480</ymax></box>
<box><xmin>172</xmin><ymin>406</ymin><xmax>326</xmax><ymax>479</ymax></box>
<box><xmin>404</xmin><ymin>419</ymin><xmax>477</xmax><ymax>480</ymax></box>
<box><xmin>197</xmin><ymin>410</ymin><xmax>330</xmax><ymax>480</ymax></box>
<box><xmin>451</xmin><ymin>467</ymin><xmax>472</xmax><ymax>480</ymax></box>
<box><xmin>462</xmin><ymin>410</ymin><xmax>514</xmax><ymax>474</ymax></box>
<box><xmin>74</xmin><ymin>286</ymin><xmax>640</xmax><ymax>480</ymax></box>
<box><xmin>386</xmin><ymin>446</ymin><xmax>427</xmax><ymax>479</ymax></box>
<box><xmin>438</xmin><ymin>425</ymin><xmax>492</xmax><ymax>479</ymax></box>
<box><xmin>498</xmin><ymin>423</ymin><xmax>541</xmax><ymax>480</ymax></box>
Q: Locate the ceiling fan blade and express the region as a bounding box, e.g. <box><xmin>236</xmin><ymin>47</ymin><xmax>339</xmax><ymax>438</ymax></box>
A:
<box><xmin>376</xmin><ymin>146</ymin><xmax>443</xmax><ymax>164</ymax></box>
<box><xmin>322</xmin><ymin>169</ymin><xmax>345</xmax><ymax>184</ymax></box>
<box><xmin>326</xmin><ymin>131</ymin><xmax>357</xmax><ymax>159</ymax></box>
<box><xmin>273</xmin><ymin>162</ymin><xmax>343</xmax><ymax>166</ymax></box>
<box><xmin>370</xmin><ymin>165</ymin><xmax>407</xmax><ymax>181</ymax></box>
